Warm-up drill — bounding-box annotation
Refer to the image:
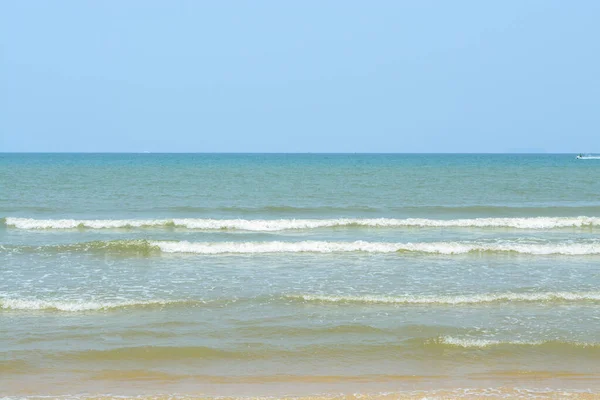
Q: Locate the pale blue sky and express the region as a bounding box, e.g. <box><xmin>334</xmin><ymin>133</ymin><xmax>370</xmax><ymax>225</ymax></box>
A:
<box><xmin>1</xmin><ymin>1</ymin><xmax>599</xmax><ymax>153</ymax></box>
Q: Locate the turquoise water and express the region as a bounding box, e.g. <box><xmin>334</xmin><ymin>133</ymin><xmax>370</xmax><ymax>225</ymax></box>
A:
<box><xmin>2</xmin><ymin>153</ymin><xmax>600</xmax><ymax>397</ymax></box>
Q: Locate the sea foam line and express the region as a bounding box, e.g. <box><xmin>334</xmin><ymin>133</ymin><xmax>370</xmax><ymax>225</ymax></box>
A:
<box><xmin>151</xmin><ymin>240</ymin><xmax>600</xmax><ymax>255</ymax></box>
<box><xmin>4</xmin><ymin>216</ymin><xmax>600</xmax><ymax>230</ymax></box>
<box><xmin>286</xmin><ymin>292</ymin><xmax>600</xmax><ymax>305</ymax></box>
<box><xmin>435</xmin><ymin>336</ymin><xmax>600</xmax><ymax>349</ymax></box>
<box><xmin>0</xmin><ymin>298</ymin><xmax>199</xmax><ymax>312</ymax></box>
<box><xmin>8</xmin><ymin>239</ymin><xmax>600</xmax><ymax>256</ymax></box>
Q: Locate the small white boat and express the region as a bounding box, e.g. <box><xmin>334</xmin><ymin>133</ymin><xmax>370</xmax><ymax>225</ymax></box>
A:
<box><xmin>576</xmin><ymin>154</ymin><xmax>600</xmax><ymax>160</ymax></box>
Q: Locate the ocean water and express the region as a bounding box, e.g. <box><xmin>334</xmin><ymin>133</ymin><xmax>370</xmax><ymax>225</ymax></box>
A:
<box><xmin>1</xmin><ymin>153</ymin><xmax>600</xmax><ymax>399</ymax></box>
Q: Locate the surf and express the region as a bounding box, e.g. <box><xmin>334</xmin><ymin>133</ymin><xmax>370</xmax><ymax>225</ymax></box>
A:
<box><xmin>6</xmin><ymin>239</ymin><xmax>600</xmax><ymax>256</ymax></box>
<box><xmin>0</xmin><ymin>298</ymin><xmax>202</xmax><ymax>312</ymax></box>
<box><xmin>286</xmin><ymin>291</ymin><xmax>600</xmax><ymax>305</ymax></box>
<box><xmin>131</xmin><ymin>239</ymin><xmax>600</xmax><ymax>255</ymax></box>
<box><xmin>4</xmin><ymin>216</ymin><xmax>600</xmax><ymax>230</ymax></box>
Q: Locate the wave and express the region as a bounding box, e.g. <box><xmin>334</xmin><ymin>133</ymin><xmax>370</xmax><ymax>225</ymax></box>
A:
<box><xmin>40</xmin><ymin>340</ymin><xmax>600</xmax><ymax>364</ymax></box>
<box><xmin>286</xmin><ymin>292</ymin><xmax>600</xmax><ymax>305</ymax></box>
<box><xmin>4</xmin><ymin>291</ymin><xmax>598</xmax><ymax>314</ymax></box>
<box><xmin>0</xmin><ymin>298</ymin><xmax>201</xmax><ymax>312</ymax></box>
<box><xmin>7</xmin><ymin>239</ymin><xmax>600</xmax><ymax>256</ymax></box>
<box><xmin>145</xmin><ymin>239</ymin><xmax>600</xmax><ymax>255</ymax></box>
<box><xmin>5</xmin><ymin>216</ymin><xmax>600</xmax><ymax>230</ymax></box>
<box><xmin>42</xmin><ymin>343</ymin><xmax>569</xmax><ymax>364</ymax></box>
<box><xmin>432</xmin><ymin>336</ymin><xmax>600</xmax><ymax>350</ymax></box>
<box><xmin>0</xmin><ymin>240</ymin><xmax>162</xmax><ymax>256</ymax></box>
<box><xmin>54</xmin><ymin>346</ymin><xmax>257</xmax><ymax>362</ymax></box>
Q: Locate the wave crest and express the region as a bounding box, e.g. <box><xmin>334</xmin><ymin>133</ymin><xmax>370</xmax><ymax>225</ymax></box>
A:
<box><xmin>0</xmin><ymin>298</ymin><xmax>200</xmax><ymax>312</ymax></box>
<box><xmin>151</xmin><ymin>240</ymin><xmax>600</xmax><ymax>255</ymax></box>
<box><xmin>287</xmin><ymin>292</ymin><xmax>600</xmax><ymax>305</ymax></box>
<box><xmin>432</xmin><ymin>336</ymin><xmax>600</xmax><ymax>349</ymax></box>
<box><xmin>6</xmin><ymin>240</ymin><xmax>600</xmax><ymax>256</ymax></box>
<box><xmin>5</xmin><ymin>216</ymin><xmax>600</xmax><ymax>231</ymax></box>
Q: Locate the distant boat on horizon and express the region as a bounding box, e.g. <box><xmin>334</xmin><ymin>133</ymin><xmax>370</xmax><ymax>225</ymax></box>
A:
<box><xmin>576</xmin><ymin>154</ymin><xmax>600</xmax><ymax>159</ymax></box>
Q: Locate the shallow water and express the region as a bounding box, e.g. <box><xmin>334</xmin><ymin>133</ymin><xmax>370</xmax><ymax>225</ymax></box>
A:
<box><xmin>1</xmin><ymin>153</ymin><xmax>600</xmax><ymax>398</ymax></box>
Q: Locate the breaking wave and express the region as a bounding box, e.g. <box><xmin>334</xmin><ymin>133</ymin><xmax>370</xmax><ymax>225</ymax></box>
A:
<box><xmin>4</xmin><ymin>216</ymin><xmax>600</xmax><ymax>231</ymax></box>
<box><xmin>151</xmin><ymin>240</ymin><xmax>600</xmax><ymax>255</ymax></box>
<box><xmin>287</xmin><ymin>292</ymin><xmax>600</xmax><ymax>305</ymax></box>
<box><xmin>6</xmin><ymin>239</ymin><xmax>600</xmax><ymax>256</ymax></box>
<box><xmin>0</xmin><ymin>298</ymin><xmax>201</xmax><ymax>312</ymax></box>
<box><xmin>432</xmin><ymin>336</ymin><xmax>600</xmax><ymax>349</ymax></box>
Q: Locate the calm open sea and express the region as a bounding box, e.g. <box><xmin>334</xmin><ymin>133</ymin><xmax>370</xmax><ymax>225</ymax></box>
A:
<box><xmin>2</xmin><ymin>153</ymin><xmax>600</xmax><ymax>399</ymax></box>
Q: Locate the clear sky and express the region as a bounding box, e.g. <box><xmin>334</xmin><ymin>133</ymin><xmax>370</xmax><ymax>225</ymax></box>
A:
<box><xmin>1</xmin><ymin>1</ymin><xmax>599</xmax><ymax>153</ymax></box>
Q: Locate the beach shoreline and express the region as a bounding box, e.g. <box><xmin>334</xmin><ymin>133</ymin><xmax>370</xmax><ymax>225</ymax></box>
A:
<box><xmin>4</xmin><ymin>373</ymin><xmax>600</xmax><ymax>399</ymax></box>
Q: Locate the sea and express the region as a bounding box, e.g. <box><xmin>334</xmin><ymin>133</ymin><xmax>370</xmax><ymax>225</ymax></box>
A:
<box><xmin>1</xmin><ymin>153</ymin><xmax>600</xmax><ymax>399</ymax></box>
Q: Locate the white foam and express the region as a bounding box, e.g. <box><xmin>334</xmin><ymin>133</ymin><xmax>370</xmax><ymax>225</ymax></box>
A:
<box><xmin>0</xmin><ymin>298</ymin><xmax>192</xmax><ymax>312</ymax></box>
<box><xmin>437</xmin><ymin>336</ymin><xmax>598</xmax><ymax>349</ymax></box>
<box><xmin>438</xmin><ymin>336</ymin><xmax>543</xmax><ymax>348</ymax></box>
<box><xmin>5</xmin><ymin>216</ymin><xmax>600</xmax><ymax>230</ymax></box>
<box><xmin>150</xmin><ymin>240</ymin><xmax>600</xmax><ymax>255</ymax></box>
<box><xmin>288</xmin><ymin>292</ymin><xmax>600</xmax><ymax>304</ymax></box>
<box><xmin>5</xmin><ymin>217</ymin><xmax>171</xmax><ymax>230</ymax></box>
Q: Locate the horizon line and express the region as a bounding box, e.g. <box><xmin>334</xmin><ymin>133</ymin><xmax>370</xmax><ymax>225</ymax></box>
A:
<box><xmin>0</xmin><ymin>151</ymin><xmax>589</xmax><ymax>155</ymax></box>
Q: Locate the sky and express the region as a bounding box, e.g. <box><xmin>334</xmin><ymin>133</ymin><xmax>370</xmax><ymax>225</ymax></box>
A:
<box><xmin>1</xmin><ymin>1</ymin><xmax>599</xmax><ymax>153</ymax></box>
